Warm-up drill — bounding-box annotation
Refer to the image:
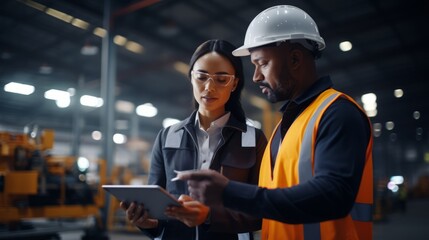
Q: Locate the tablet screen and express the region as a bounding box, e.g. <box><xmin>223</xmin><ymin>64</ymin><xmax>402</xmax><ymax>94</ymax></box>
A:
<box><xmin>102</xmin><ymin>185</ymin><xmax>181</xmax><ymax>220</ymax></box>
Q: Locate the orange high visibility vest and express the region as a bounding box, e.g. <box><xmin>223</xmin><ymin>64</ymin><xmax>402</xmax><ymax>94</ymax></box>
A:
<box><xmin>259</xmin><ymin>89</ymin><xmax>373</xmax><ymax>240</ymax></box>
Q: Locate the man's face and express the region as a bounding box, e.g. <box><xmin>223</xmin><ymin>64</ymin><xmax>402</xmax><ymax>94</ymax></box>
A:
<box><xmin>250</xmin><ymin>45</ymin><xmax>297</xmax><ymax>103</ymax></box>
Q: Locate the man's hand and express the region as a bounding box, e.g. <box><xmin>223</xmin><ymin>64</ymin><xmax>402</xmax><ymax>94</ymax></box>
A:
<box><xmin>164</xmin><ymin>194</ymin><xmax>210</xmax><ymax>227</ymax></box>
<box><xmin>176</xmin><ymin>169</ymin><xmax>229</xmax><ymax>206</ymax></box>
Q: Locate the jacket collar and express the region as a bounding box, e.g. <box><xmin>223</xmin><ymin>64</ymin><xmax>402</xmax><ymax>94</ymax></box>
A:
<box><xmin>173</xmin><ymin>110</ymin><xmax>247</xmax><ymax>133</ymax></box>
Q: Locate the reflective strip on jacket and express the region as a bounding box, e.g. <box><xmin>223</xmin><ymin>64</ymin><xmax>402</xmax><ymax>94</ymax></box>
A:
<box><xmin>258</xmin><ymin>89</ymin><xmax>373</xmax><ymax>240</ymax></box>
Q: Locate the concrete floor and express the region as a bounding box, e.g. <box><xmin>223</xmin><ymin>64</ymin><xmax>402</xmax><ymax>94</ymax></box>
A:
<box><xmin>2</xmin><ymin>198</ymin><xmax>428</xmax><ymax>240</ymax></box>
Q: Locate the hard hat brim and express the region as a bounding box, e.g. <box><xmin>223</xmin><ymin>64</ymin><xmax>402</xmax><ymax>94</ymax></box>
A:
<box><xmin>232</xmin><ymin>40</ymin><xmax>277</xmax><ymax>57</ymax></box>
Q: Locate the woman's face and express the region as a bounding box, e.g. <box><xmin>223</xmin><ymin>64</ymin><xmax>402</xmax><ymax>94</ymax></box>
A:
<box><xmin>191</xmin><ymin>52</ymin><xmax>238</xmax><ymax>117</ymax></box>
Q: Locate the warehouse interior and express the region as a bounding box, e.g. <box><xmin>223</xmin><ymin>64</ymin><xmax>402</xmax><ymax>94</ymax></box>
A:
<box><xmin>0</xmin><ymin>0</ymin><xmax>428</xmax><ymax>239</ymax></box>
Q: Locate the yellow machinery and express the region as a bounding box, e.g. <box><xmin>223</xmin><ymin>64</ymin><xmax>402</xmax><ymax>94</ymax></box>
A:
<box><xmin>0</xmin><ymin>129</ymin><xmax>107</xmax><ymax>239</ymax></box>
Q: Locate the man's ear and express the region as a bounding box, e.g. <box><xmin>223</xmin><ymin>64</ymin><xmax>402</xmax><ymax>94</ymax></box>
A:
<box><xmin>290</xmin><ymin>49</ymin><xmax>302</xmax><ymax>69</ymax></box>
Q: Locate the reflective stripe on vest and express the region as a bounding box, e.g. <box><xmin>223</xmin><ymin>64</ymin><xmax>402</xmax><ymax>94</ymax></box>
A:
<box><xmin>297</xmin><ymin>92</ymin><xmax>371</xmax><ymax>239</ymax></box>
<box><xmin>164</xmin><ymin>124</ymin><xmax>256</xmax><ymax>148</ymax></box>
<box><xmin>299</xmin><ymin>93</ymin><xmax>338</xmax><ymax>240</ymax></box>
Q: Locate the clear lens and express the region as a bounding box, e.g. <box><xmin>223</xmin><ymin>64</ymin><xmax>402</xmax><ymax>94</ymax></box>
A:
<box><xmin>191</xmin><ymin>70</ymin><xmax>234</xmax><ymax>87</ymax></box>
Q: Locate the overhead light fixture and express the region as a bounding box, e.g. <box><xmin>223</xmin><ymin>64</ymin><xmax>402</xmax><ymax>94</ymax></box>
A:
<box><xmin>39</xmin><ymin>64</ymin><xmax>53</xmax><ymax>74</ymax></box>
<box><xmin>413</xmin><ymin>111</ymin><xmax>420</xmax><ymax>120</ymax></box>
<box><xmin>116</xmin><ymin>100</ymin><xmax>135</xmax><ymax>113</ymax></box>
<box><xmin>45</xmin><ymin>8</ymin><xmax>73</xmax><ymax>23</ymax></box>
<box><xmin>385</xmin><ymin>121</ymin><xmax>395</xmax><ymax>131</ymax></box>
<box><xmin>114</xmin><ymin>35</ymin><xmax>127</xmax><ymax>46</ymax></box>
<box><xmin>173</xmin><ymin>61</ymin><xmax>189</xmax><ymax>76</ymax></box>
<box><xmin>20</xmin><ymin>0</ymin><xmax>46</xmax><ymax>12</ymax></box>
<box><xmin>80</xmin><ymin>95</ymin><xmax>103</xmax><ymax>108</ymax></box>
<box><xmin>92</xmin><ymin>130</ymin><xmax>102</xmax><ymax>140</ymax></box>
<box><xmin>71</xmin><ymin>18</ymin><xmax>90</xmax><ymax>30</ymax></box>
<box><xmin>394</xmin><ymin>89</ymin><xmax>403</xmax><ymax>98</ymax></box>
<box><xmin>162</xmin><ymin>118</ymin><xmax>180</xmax><ymax>128</ymax></box>
<box><xmin>361</xmin><ymin>93</ymin><xmax>377</xmax><ymax>117</ymax></box>
<box><xmin>44</xmin><ymin>89</ymin><xmax>71</xmax><ymax>108</ymax></box>
<box><xmin>339</xmin><ymin>41</ymin><xmax>352</xmax><ymax>52</ymax></box>
<box><xmin>4</xmin><ymin>82</ymin><xmax>35</xmax><ymax>95</ymax></box>
<box><xmin>373</xmin><ymin>123</ymin><xmax>382</xmax><ymax>137</ymax></box>
<box><xmin>81</xmin><ymin>42</ymin><xmax>99</xmax><ymax>56</ymax></box>
<box><xmin>113</xmin><ymin>133</ymin><xmax>127</xmax><ymax>144</ymax></box>
<box><xmin>93</xmin><ymin>27</ymin><xmax>106</xmax><ymax>38</ymax></box>
<box><xmin>125</xmin><ymin>41</ymin><xmax>144</xmax><ymax>54</ymax></box>
<box><xmin>136</xmin><ymin>103</ymin><xmax>157</xmax><ymax>117</ymax></box>
<box><xmin>45</xmin><ymin>89</ymin><xmax>69</xmax><ymax>100</ymax></box>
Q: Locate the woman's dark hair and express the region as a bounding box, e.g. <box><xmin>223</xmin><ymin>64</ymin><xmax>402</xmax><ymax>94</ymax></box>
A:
<box><xmin>188</xmin><ymin>39</ymin><xmax>246</xmax><ymax>123</ymax></box>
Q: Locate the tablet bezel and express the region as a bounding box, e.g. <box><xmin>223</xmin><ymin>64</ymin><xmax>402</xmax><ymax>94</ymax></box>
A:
<box><xmin>102</xmin><ymin>184</ymin><xmax>181</xmax><ymax>220</ymax></box>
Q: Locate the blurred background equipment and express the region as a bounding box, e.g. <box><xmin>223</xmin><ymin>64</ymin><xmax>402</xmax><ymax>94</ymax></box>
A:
<box><xmin>0</xmin><ymin>128</ymin><xmax>108</xmax><ymax>240</ymax></box>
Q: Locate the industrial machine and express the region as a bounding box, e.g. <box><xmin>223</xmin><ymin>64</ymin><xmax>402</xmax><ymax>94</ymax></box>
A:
<box><xmin>0</xmin><ymin>128</ymin><xmax>107</xmax><ymax>239</ymax></box>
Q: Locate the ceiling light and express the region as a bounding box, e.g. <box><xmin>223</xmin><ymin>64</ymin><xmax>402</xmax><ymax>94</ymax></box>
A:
<box><xmin>116</xmin><ymin>100</ymin><xmax>135</xmax><ymax>113</ymax></box>
<box><xmin>67</xmin><ymin>88</ymin><xmax>76</xmax><ymax>96</ymax></box>
<box><xmin>44</xmin><ymin>89</ymin><xmax>70</xmax><ymax>100</ymax></box>
<box><xmin>81</xmin><ymin>43</ymin><xmax>99</xmax><ymax>56</ymax></box>
<box><xmin>71</xmin><ymin>18</ymin><xmax>89</xmax><ymax>30</ymax></box>
<box><xmin>45</xmin><ymin>8</ymin><xmax>73</xmax><ymax>23</ymax></box>
<box><xmin>339</xmin><ymin>41</ymin><xmax>352</xmax><ymax>52</ymax></box>
<box><xmin>21</xmin><ymin>0</ymin><xmax>46</xmax><ymax>12</ymax></box>
<box><xmin>390</xmin><ymin>176</ymin><xmax>404</xmax><ymax>185</ymax></box>
<box><xmin>373</xmin><ymin>123</ymin><xmax>382</xmax><ymax>137</ymax></box>
<box><xmin>4</xmin><ymin>82</ymin><xmax>35</xmax><ymax>95</ymax></box>
<box><xmin>361</xmin><ymin>93</ymin><xmax>377</xmax><ymax>117</ymax></box>
<box><xmin>77</xmin><ymin>157</ymin><xmax>90</xmax><ymax>172</ymax></box>
<box><xmin>163</xmin><ymin>118</ymin><xmax>180</xmax><ymax>128</ymax></box>
<box><xmin>80</xmin><ymin>95</ymin><xmax>103</xmax><ymax>107</ymax></box>
<box><xmin>113</xmin><ymin>133</ymin><xmax>127</xmax><ymax>144</ymax></box>
<box><xmin>39</xmin><ymin>64</ymin><xmax>53</xmax><ymax>74</ymax></box>
<box><xmin>114</xmin><ymin>35</ymin><xmax>127</xmax><ymax>46</ymax></box>
<box><xmin>125</xmin><ymin>41</ymin><xmax>144</xmax><ymax>54</ymax></box>
<box><xmin>93</xmin><ymin>27</ymin><xmax>106</xmax><ymax>38</ymax></box>
<box><xmin>92</xmin><ymin>131</ymin><xmax>102</xmax><ymax>140</ymax></box>
<box><xmin>385</xmin><ymin>121</ymin><xmax>395</xmax><ymax>131</ymax></box>
<box><xmin>394</xmin><ymin>89</ymin><xmax>403</xmax><ymax>98</ymax></box>
<box><xmin>56</xmin><ymin>97</ymin><xmax>70</xmax><ymax>108</ymax></box>
<box><xmin>174</xmin><ymin>61</ymin><xmax>189</xmax><ymax>75</ymax></box>
<box><xmin>44</xmin><ymin>89</ymin><xmax>71</xmax><ymax>108</ymax></box>
<box><xmin>413</xmin><ymin>111</ymin><xmax>420</xmax><ymax>120</ymax></box>
<box><xmin>136</xmin><ymin>103</ymin><xmax>157</xmax><ymax>117</ymax></box>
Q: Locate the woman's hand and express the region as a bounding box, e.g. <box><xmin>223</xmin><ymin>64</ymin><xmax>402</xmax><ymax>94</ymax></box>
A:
<box><xmin>164</xmin><ymin>194</ymin><xmax>210</xmax><ymax>227</ymax></box>
<box><xmin>119</xmin><ymin>201</ymin><xmax>159</xmax><ymax>229</ymax></box>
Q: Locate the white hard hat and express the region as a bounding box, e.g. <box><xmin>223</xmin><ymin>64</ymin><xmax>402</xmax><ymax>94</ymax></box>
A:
<box><xmin>233</xmin><ymin>5</ymin><xmax>325</xmax><ymax>56</ymax></box>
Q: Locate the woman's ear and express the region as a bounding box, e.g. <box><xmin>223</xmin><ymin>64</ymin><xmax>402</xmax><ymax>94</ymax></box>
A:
<box><xmin>232</xmin><ymin>78</ymin><xmax>239</xmax><ymax>92</ymax></box>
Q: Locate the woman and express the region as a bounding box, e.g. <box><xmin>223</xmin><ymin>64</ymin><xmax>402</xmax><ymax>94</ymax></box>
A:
<box><xmin>120</xmin><ymin>39</ymin><xmax>267</xmax><ymax>240</ymax></box>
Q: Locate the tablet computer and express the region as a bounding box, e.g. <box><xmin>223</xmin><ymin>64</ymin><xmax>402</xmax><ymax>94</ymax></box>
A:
<box><xmin>102</xmin><ymin>185</ymin><xmax>181</xmax><ymax>220</ymax></box>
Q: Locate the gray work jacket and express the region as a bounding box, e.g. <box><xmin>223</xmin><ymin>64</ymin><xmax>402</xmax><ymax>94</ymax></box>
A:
<box><xmin>143</xmin><ymin>111</ymin><xmax>267</xmax><ymax>240</ymax></box>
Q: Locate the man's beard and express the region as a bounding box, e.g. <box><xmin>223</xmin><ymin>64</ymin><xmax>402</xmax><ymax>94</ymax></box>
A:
<box><xmin>266</xmin><ymin>86</ymin><xmax>288</xmax><ymax>103</ymax></box>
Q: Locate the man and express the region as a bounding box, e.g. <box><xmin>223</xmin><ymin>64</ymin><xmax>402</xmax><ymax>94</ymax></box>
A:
<box><xmin>174</xmin><ymin>5</ymin><xmax>373</xmax><ymax>240</ymax></box>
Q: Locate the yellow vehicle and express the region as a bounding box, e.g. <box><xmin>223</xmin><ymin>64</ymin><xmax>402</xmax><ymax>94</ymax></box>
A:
<box><xmin>0</xmin><ymin>129</ymin><xmax>107</xmax><ymax>239</ymax></box>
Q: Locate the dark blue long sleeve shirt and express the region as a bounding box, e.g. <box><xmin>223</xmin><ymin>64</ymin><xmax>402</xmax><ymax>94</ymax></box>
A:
<box><xmin>222</xmin><ymin>76</ymin><xmax>371</xmax><ymax>224</ymax></box>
